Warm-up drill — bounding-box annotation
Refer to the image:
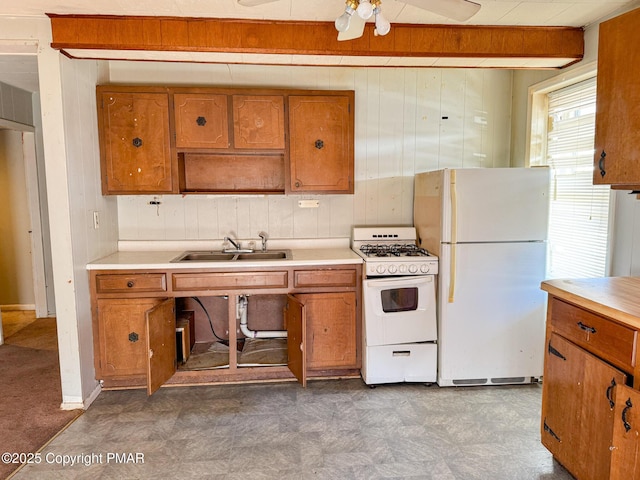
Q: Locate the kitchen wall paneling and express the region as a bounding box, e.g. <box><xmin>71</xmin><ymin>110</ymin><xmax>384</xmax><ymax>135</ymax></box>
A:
<box><xmin>110</xmin><ymin>62</ymin><xmax>513</xmax><ymax>240</ymax></box>
<box><xmin>0</xmin><ymin>81</ymin><xmax>33</xmax><ymax>126</ymax></box>
<box><xmin>58</xmin><ymin>55</ymin><xmax>117</xmax><ymax>403</ymax></box>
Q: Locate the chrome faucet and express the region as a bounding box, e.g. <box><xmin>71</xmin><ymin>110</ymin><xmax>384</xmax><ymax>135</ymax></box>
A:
<box><xmin>224</xmin><ymin>236</ymin><xmax>241</xmax><ymax>251</ymax></box>
<box><xmin>258</xmin><ymin>232</ymin><xmax>268</xmax><ymax>252</ymax></box>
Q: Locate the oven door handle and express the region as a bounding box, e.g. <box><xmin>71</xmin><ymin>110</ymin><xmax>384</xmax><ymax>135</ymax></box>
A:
<box><xmin>364</xmin><ymin>275</ymin><xmax>433</xmax><ymax>289</ymax></box>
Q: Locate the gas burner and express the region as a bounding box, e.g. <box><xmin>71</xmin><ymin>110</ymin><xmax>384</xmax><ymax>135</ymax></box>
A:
<box><xmin>360</xmin><ymin>244</ymin><xmax>392</xmax><ymax>257</ymax></box>
<box><xmin>360</xmin><ymin>243</ymin><xmax>432</xmax><ymax>258</ymax></box>
<box><xmin>398</xmin><ymin>244</ymin><xmax>430</xmax><ymax>256</ymax></box>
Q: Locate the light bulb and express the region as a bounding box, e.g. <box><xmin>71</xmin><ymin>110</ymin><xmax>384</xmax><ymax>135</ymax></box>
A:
<box><xmin>356</xmin><ymin>0</ymin><xmax>374</xmax><ymax>20</ymax></box>
<box><xmin>374</xmin><ymin>10</ymin><xmax>390</xmax><ymax>36</ymax></box>
<box><xmin>335</xmin><ymin>11</ymin><xmax>353</xmax><ymax>32</ymax></box>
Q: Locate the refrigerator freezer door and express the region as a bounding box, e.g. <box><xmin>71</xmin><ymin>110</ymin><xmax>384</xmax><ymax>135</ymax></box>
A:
<box><xmin>437</xmin><ymin>241</ymin><xmax>547</xmax><ymax>386</ymax></box>
<box><xmin>446</xmin><ymin>167</ymin><xmax>549</xmax><ymax>243</ymax></box>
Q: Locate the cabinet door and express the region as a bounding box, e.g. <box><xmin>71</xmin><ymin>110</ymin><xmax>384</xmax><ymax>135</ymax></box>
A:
<box><xmin>611</xmin><ymin>384</ymin><xmax>640</xmax><ymax>480</ymax></box>
<box><xmin>542</xmin><ymin>333</ymin><xmax>626</xmax><ymax>480</ymax></box>
<box><xmin>232</xmin><ymin>95</ymin><xmax>285</xmax><ymax>150</ymax></box>
<box><xmin>146</xmin><ymin>298</ymin><xmax>176</xmax><ymax>395</ymax></box>
<box><xmin>96</xmin><ymin>298</ymin><xmax>165</xmax><ymax>378</ymax></box>
<box><xmin>286</xmin><ymin>295</ymin><xmax>307</xmax><ymax>387</ymax></box>
<box><xmin>174</xmin><ymin>93</ymin><xmax>229</xmax><ymax>149</ymax></box>
<box><xmin>288</xmin><ymin>95</ymin><xmax>354</xmax><ymax>193</ymax></box>
<box><xmin>593</xmin><ymin>8</ymin><xmax>640</xmax><ymax>186</ymax></box>
<box><xmin>99</xmin><ymin>92</ymin><xmax>173</xmax><ymax>194</ymax></box>
<box><xmin>298</xmin><ymin>292</ymin><xmax>358</xmax><ymax>370</ymax></box>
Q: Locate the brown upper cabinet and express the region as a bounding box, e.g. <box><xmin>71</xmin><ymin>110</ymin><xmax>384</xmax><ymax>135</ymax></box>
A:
<box><xmin>97</xmin><ymin>85</ymin><xmax>354</xmax><ymax>195</ymax></box>
<box><xmin>97</xmin><ymin>89</ymin><xmax>176</xmax><ymax>194</ymax></box>
<box><xmin>289</xmin><ymin>95</ymin><xmax>354</xmax><ymax>194</ymax></box>
<box><xmin>232</xmin><ymin>95</ymin><xmax>285</xmax><ymax>150</ymax></box>
<box><xmin>174</xmin><ymin>93</ymin><xmax>229</xmax><ymax>149</ymax></box>
<box><xmin>593</xmin><ymin>7</ymin><xmax>640</xmax><ymax>189</ymax></box>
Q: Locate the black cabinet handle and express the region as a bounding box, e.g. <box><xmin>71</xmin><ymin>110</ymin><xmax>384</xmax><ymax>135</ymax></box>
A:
<box><xmin>577</xmin><ymin>321</ymin><xmax>596</xmax><ymax>334</ymax></box>
<box><xmin>132</xmin><ymin>137</ymin><xmax>143</xmax><ymax>148</ymax></box>
<box><xmin>315</xmin><ymin>139</ymin><xmax>324</xmax><ymax>149</ymax></box>
<box><xmin>622</xmin><ymin>397</ymin><xmax>633</xmax><ymax>433</ymax></box>
<box><xmin>128</xmin><ymin>332</ymin><xmax>139</xmax><ymax>343</ymax></box>
<box><xmin>606</xmin><ymin>378</ymin><xmax>616</xmax><ymax>409</ymax></box>
<box><xmin>598</xmin><ymin>150</ymin><xmax>606</xmax><ymax>178</ymax></box>
<box><xmin>197</xmin><ymin>116</ymin><xmax>207</xmax><ymax>126</ymax></box>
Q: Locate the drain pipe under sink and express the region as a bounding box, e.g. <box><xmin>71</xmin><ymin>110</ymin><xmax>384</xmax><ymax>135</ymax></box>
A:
<box><xmin>237</xmin><ymin>295</ymin><xmax>287</xmax><ymax>339</ymax></box>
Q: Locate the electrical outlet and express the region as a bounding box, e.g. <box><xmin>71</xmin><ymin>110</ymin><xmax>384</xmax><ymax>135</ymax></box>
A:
<box><xmin>93</xmin><ymin>211</ymin><xmax>100</xmax><ymax>229</ymax></box>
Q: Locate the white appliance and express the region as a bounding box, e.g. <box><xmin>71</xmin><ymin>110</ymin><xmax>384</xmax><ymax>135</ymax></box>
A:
<box><xmin>413</xmin><ymin>167</ymin><xmax>550</xmax><ymax>387</ymax></box>
<box><xmin>351</xmin><ymin>227</ymin><xmax>438</xmax><ymax>385</ymax></box>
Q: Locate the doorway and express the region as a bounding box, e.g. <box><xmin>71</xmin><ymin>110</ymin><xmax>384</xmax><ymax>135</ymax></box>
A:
<box><xmin>0</xmin><ymin>124</ymin><xmax>55</xmax><ymax>344</ymax></box>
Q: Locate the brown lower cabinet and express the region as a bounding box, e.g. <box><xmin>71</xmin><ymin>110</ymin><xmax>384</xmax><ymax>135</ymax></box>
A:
<box><xmin>91</xmin><ymin>265</ymin><xmax>362</xmax><ymax>395</ymax></box>
<box><xmin>540</xmin><ymin>279</ymin><xmax>640</xmax><ymax>480</ymax></box>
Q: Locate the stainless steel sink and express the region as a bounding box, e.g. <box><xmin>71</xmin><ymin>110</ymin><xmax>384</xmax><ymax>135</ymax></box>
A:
<box><xmin>171</xmin><ymin>250</ymin><xmax>291</xmax><ymax>262</ymax></box>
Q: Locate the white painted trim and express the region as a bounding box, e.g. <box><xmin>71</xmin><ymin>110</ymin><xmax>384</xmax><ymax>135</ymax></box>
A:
<box><xmin>0</xmin><ymin>118</ymin><xmax>34</xmax><ymax>132</ymax></box>
<box><xmin>61</xmin><ymin>383</ymin><xmax>101</xmax><ymax>411</ymax></box>
<box><xmin>0</xmin><ymin>304</ymin><xmax>36</xmax><ymax>311</ymax></box>
<box><xmin>22</xmin><ymin>132</ymin><xmax>49</xmax><ymax>317</ymax></box>
<box><xmin>525</xmin><ymin>61</ymin><xmax>598</xmax><ymax>167</ymax></box>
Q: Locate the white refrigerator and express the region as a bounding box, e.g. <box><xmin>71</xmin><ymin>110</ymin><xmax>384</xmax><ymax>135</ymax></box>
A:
<box><xmin>414</xmin><ymin>167</ymin><xmax>550</xmax><ymax>387</ymax></box>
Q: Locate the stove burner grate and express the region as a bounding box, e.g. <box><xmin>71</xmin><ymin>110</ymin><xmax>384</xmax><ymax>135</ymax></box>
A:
<box><xmin>359</xmin><ymin>243</ymin><xmax>431</xmax><ymax>258</ymax></box>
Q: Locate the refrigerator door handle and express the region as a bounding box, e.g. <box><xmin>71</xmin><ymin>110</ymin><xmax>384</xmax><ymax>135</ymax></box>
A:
<box><xmin>449</xmin><ymin>170</ymin><xmax>457</xmax><ymax>303</ymax></box>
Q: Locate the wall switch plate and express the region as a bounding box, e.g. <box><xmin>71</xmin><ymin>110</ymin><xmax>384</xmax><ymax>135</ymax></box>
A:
<box><xmin>93</xmin><ymin>211</ymin><xmax>100</xmax><ymax>229</ymax></box>
<box><xmin>298</xmin><ymin>200</ymin><xmax>319</xmax><ymax>208</ymax></box>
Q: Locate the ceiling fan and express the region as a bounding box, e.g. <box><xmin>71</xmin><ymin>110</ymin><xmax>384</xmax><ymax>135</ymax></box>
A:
<box><xmin>236</xmin><ymin>0</ymin><xmax>482</xmax><ymax>41</ymax></box>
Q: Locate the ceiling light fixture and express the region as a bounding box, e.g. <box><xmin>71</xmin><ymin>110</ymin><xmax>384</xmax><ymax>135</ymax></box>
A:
<box><xmin>335</xmin><ymin>0</ymin><xmax>390</xmax><ymax>37</ymax></box>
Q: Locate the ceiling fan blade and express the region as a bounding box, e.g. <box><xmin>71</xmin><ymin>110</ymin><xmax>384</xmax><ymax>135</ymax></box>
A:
<box><xmin>401</xmin><ymin>0</ymin><xmax>481</xmax><ymax>22</ymax></box>
<box><xmin>337</xmin><ymin>14</ymin><xmax>366</xmax><ymax>41</ymax></box>
<box><xmin>237</xmin><ymin>0</ymin><xmax>280</xmax><ymax>6</ymax></box>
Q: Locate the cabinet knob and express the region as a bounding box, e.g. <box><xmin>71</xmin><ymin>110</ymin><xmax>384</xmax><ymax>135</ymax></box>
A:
<box><xmin>295</xmin><ymin>181</ymin><xmax>300</xmax><ymax>188</ymax></box>
<box><xmin>598</xmin><ymin>150</ymin><xmax>606</xmax><ymax>178</ymax></box>
<box><xmin>127</xmin><ymin>281</ymin><xmax>135</xmax><ymax>288</ymax></box>
<box><xmin>132</xmin><ymin>137</ymin><xmax>143</xmax><ymax>148</ymax></box>
<box><xmin>196</xmin><ymin>116</ymin><xmax>207</xmax><ymax>126</ymax></box>
<box><xmin>315</xmin><ymin>139</ymin><xmax>324</xmax><ymax>149</ymax></box>
<box><xmin>128</xmin><ymin>332</ymin><xmax>139</xmax><ymax>342</ymax></box>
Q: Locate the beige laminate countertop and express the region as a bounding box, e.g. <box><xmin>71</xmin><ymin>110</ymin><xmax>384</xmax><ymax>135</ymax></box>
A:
<box><xmin>87</xmin><ymin>248</ymin><xmax>363</xmax><ymax>271</ymax></box>
<box><xmin>541</xmin><ymin>277</ymin><xmax>640</xmax><ymax>330</ymax></box>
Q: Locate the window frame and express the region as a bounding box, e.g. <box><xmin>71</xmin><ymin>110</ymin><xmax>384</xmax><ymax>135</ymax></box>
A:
<box><xmin>525</xmin><ymin>61</ymin><xmax>614</xmax><ymax>278</ymax></box>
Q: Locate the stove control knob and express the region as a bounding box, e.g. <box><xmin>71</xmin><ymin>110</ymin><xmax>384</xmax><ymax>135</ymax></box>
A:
<box><xmin>376</xmin><ymin>265</ymin><xmax>386</xmax><ymax>274</ymax></box>
<box><xmin>420</xmin><ymin>264</ymin><xmax>431</xmax><ymax>274</ymax></box>
<box><xmin>399</xmin><ymin>264</ymin><xmax>407</xmax><ymax>273</ymax></box>
<box><xmin>388</xmin><ymin>265</ymin><xmax>397</xmax><ymax>274</ymax></box>
<box><xmin>408</xmin><ymin>264</ymin><xmax>418</xmax><ymax>274</ymax></box>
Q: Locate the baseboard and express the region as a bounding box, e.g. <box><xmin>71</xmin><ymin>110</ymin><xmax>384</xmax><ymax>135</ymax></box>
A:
<box><xmin>0</xmin><ymin>304</ymin><xmax>36</xmax><ymax>311</ymax></box>
<box><xmin>60</xmin><ymin>382</ymin><xmax>101</xmax><ymax>411</ymax></box>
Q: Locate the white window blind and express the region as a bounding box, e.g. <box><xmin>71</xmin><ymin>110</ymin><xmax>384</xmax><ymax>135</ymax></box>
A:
<box><xmin>535</xmin><ymin>76</ymin><xmax>610</xmax><ymax>278</ymax></box>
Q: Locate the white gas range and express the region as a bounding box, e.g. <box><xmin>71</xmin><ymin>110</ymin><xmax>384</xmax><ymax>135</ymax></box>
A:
<box><xmin>351</xmin><ymin>226</ymin><xmax>438</xmax><ymax>277</ymax></box>
<box><xmin>351</xmin><ymin>227</ymin><xmax>439</xmax><ymax>385</ymax></box>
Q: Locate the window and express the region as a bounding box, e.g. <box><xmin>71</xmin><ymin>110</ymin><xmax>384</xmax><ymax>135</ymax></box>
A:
<box><xmin>530</xmin><ymin>76</ymin><xmax>610</xmax><ymax>278</ymax></box>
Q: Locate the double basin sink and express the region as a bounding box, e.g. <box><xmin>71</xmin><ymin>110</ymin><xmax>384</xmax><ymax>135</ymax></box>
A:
<box><xmin>171</xmin><ymin>249</ymin><xmax>291</xmax><ymax>263</ymax></box>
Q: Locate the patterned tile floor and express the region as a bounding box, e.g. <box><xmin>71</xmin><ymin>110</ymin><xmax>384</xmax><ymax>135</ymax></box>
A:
<box><xmin>11</xmin><ymin>379</ymin><xmax>574</xmax><ymax>479</ymax></box>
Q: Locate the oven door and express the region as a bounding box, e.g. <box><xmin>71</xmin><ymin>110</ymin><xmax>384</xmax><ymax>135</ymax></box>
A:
<box><xmin>363</xmin><ymin>275</ymin><xmax>437</xmax><ymax>346</ymax></box>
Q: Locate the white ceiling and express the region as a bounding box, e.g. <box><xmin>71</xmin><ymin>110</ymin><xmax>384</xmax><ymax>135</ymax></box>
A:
<box><xmin>1</xmin><ymin>0</ymin><xmax>639</xmax><ymax>92</ymax></box>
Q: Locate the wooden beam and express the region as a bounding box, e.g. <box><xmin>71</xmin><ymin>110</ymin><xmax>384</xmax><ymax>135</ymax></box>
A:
<box><xmin>48</xmin><ymin>14</ymin><xmax>583</xmax><ymax>61</ymax></box>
